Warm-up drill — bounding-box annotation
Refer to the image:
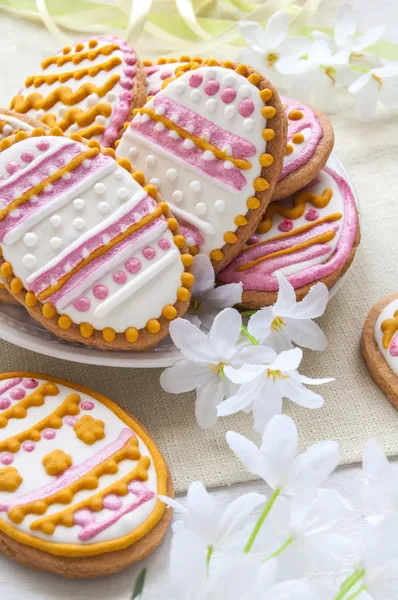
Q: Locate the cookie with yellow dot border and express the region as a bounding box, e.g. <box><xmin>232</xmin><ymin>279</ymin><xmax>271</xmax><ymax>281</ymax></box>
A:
<box><xmin>143</xmin><ymin>55</ymin><xmax>204</xmax><ymax>98</ymax></box>
<box><xmin>0</xmin><ymin>127</ymin><xmax>193</xmax><ymax>351</ymax></box>
<box><xmin>0</xmin><ymin>371</ymin><xmax>173</xmax><ymax>578</ymax></box>
<box><xmin>362</xmin><ymin>292</ymin><xmax>398</xmax><ymax>410</ymax></box>
<box><xmin>116</xmin><ymin>59</ymin><xmax>287</xmax><ymax>272</ymax></box>
<box><xmin>272</xmin><ymin>96</ymin><xmax>334</xmax><ymax>201</ymax></box>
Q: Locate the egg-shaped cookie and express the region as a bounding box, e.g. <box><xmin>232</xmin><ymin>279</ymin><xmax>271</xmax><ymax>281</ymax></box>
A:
<box><xmin>0</xmin><ymin>128</ymin><xmax>193</xmax><ymax>350</ymax></box>
<box><xmin>144</xmin><ymin>56</ymin><xmax>203</xmax><ymax>98</ymax></box>
<box><xmin>117</xmin><ymin>59</ymin><xmax>287</xmax><ymax>271</ymax></box>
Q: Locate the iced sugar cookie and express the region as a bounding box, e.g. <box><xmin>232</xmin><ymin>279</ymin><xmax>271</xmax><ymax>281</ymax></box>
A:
<box><xmin>272</xmin><ymin>96</ymin><xmax>334</xmax><ymax>201</ymax></box>
<box><xmin>117</xmin><ymin>59</ymin><xmax>287</xmax><ymax>272</ymax></box>
<box><xmin>10</xmin><ymin>37</ymin><xmax>146</xmax><ymax>147</ymax></box>
<box><xmin>0</xmin><ymin>372</ymin><xmax>172</xmax><ymax>577</ymax></box>
<box><xmin>362</xmin><ymin>293</ymin><xmax>398</xmax><ymax>409</ymax></box>
<box><xmin>218</xmin><ymin>165</ymin><xmax>360</xmax><ymax>307</ymax></box>
<box><xmin>144</xmin><ymin>56</ymin><xmax>203</xmax><ymax>98</ymax></box>
<box><xmin>0</xmin><ymin>128</ymin><xmax>193</xmax><ymax>350</ymax></box>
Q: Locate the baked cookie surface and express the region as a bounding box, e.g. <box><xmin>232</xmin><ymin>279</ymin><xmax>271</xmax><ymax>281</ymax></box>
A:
<box><xmin>0</xmin><ymin>372</ymin><xmax>172</xmax><ymax>577</ymax></box>
<box><xmin>217</xmin><ymin>164</ymin><xmax>360</xmax><ymax>307</ymax></box>
<box><xmin>117</xmin><ymin>60</ymin><xmax>287</xmax><ymax>271</ymax></box>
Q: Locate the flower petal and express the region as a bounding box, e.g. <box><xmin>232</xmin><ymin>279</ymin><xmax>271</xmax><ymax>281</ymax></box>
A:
<box><xmin>210</xmin><ymin>308</ymin><xmax>242</xmax><ymax>359</ymax></box>
<box><xmin>217</xmin><ymin>492</ymin><xmax>267</xmax><ymax>544</ymax></box>
<box><xmin>353</xmin><ymin>25</ymin><xmax>386</xmax><ymax>52</ymax></box>
<box><xmin>334</xmin><ymin>3</ymin><xmax>356</xmax><ymax>49</ymax></box>
<box><xmin>238</xmin><ymin>47</ymin><xmax>268</xmax><ymax>74</ymax></box>
<box><xmin>291</xmin><ymin>489</ymin><xmax>349</xmax><ymax>536</ymax></box>
<box><xmin>207</xmin><ymin>282</ymin><xmax>243</xmax><ymax>310</ymax></box>
<box><xmin>277</xmin><ymin>36</ymin><xmax>312</xmax><ymax>60</ymax></box>
<box><xmin>169</xmin><ymin>529</ymin><xmax>207</xmax><ymax>593</ymax></box>
<box><xmin>238</xmin><ymin>20</ymin><xmax>268</xmax><ymax>53</ymax></box>
<box><xmin>294</xmin><ymin>372</ymin><xmax>335</xmax><ymax>385</ymax></box>
<box><xmin>264</xmin><ymin>10</ymin><xmax>289</xmax><ymax>50</ymax></box>
<box><xmin>195</xmin><ymin>377</ymin><xmax>229</xmax><ymax>429</ymax></box>
<box><xmin>296</xmin><ymin>440</ymin><xmax>340</xmax><ymax>489</ymax></box>
<box><xmin>226</xmin><ymin>431</ymin><xmax>275</xmax><ymax>483</ymax></box>
<box><xmin>253</xmin><ymin>389</ymin><xmax>283</xmax><ymax>433</ymax></box>
<box><xmin>191</xmin><ymin>253</ymin><xmax>215</xmax><ymax>295</ymax></box>
<box><xmin>289</xmin><ymin>282</ymin><xmax>329</xmax><ymax>318</ymax></box>
<box><xmin>247</xmin><ymin>307</ymin><xmax>274</xmax><ymax>341</ymax></box>
<box><xmin>236</xmin><ymin>345</ymin><xmax>277</xmax><ymax>366</ymax></box>
<box><xmin>353</xmin><ymin>77</ymin><xmax>379</xmax><ymax>121</ymax></box>
<box><xmin>217</xmin><ymin>380</ymin><xmax>259</xmax><ymax>416</ymax></box>
<box><xmin>225</xmin><ymin>363</ymin><xmax>265</xmax><ymax>384</ymax></box>
<box><xmin>259</xmin><ymin>415</ymin><xmax>298</xmax><ymax>483</ymax></box>
<box><xmin>169</xmin><ymin>318</ymin><xmax>214</xmax><ymax>363</ymax></box>
<box><xmin>269</xmin><ymin>347</ymin><xmax>303</xmax><ymax>372</ymax></box>
<box><xmin>279</xmin><ymin>378</ymin><xmax>325</xmax><ymax>408</ymax></box>
<box><xmin>273</xmin><ymin>272</ymin><xmax>298</xmax><ymax>316</ymax></box>
<box><xmin>266</xmin><ymin>579</ymin><xmax>320</xmax><ymax>600</ymax></box>
<box><xmin>285</xmin><ymin>318</ymin><xmax>328</xmax><ymax>351</ymax></box>
<box><xmin>160</xmin><ymin>360</ymin><xmax>212</xmax><ymax>394</ymax></box>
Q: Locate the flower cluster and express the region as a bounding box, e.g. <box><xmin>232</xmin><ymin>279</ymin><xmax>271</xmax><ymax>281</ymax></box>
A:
<box><xmin>161</xmin><ymin>261</ymin><xmax>332</xmax><ymax>434</ymax></box>
<box><xmin>238</xmin><ymin>4</ymin><xmax>397</xmax><ymax>121</ymax></box>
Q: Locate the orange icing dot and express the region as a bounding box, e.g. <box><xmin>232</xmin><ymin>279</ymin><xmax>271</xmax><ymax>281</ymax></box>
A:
<box><xmin>10</xmin><ymin>278</ymin><xmax>23</xmax><ymax>294</ymax></box>
<box><xmin>260</xmin><ymin>153</ymin><xmax>274</xmax><ymax>167</ymax></box>
<box><xmin>181</xmin><ymin>254</ymin><xmax>194</xmax><ymax>267</ymax></box>
<box><xmin>210</xmin><ymin>249</ymin><xmax>224</xmax><ymax>262</ymax></box>
<box><xmin>260</xmin><ymin>88</ymin><xmax>273</xmax><ymax>102</ymax></box>
<box><xmin>289</xmin><ymin>109</ymin><xmax>304</xmax><ymax>120</ymax></box>
<box><xmin>58</xmin><ymin>315</ymin><xmax>72</xmax><ymax>330</ymax></box>
<box><xmin>0</xmin><ymin>467</ymin><xmax>22</xmax><ymax>492</ymax></box>
<box><xmin>144</xmin><ymin>184</ymin><xmax>158</xmax><ymax>197</ymax></box>
<box><xmin>80</xmin><ymin>323</ymin><xmax>93</xmax><ymax>338</ymax></box>
<box><xmin>146</xmin><ymin>319</ymin><xmax>161</xmax><ymax>334</ymax></box>
<box><xmin>132</xmin><ymin>171</ymin><xmax>145</xmax><ymax>185</ymax></box>
<box><xmin>42</xmin><ymin>303</ymin><xmax>56</xmax><ymax>319</ymax></box>
<box><xmin>253</xmin><ymin>177</ymin><xmax>270</xmax><ymax>192</ymax></box>
<box><xmin>177</xmin><ymin>287</ymin><xmax>190</xmax><ymax>302</ymax></box>
<box><xmin>285</xmin><ymin>143</ymin><xmax>294</xmax><ymax>156</ymax></box>
<box><xmin>25</xmin><ymin>292</ymin><xmax>38</xmax><ymax>307</ymax></box>
<box><xmin>162</xmin><ymin>305</ymin><xmax>177</xmax><ymax>320</ymax></box>
<box><xmin>0</xmin><ymin>262</ymin><xmax>13</xmax><ymax>278</ymax></box>
<box><xmin>74</xmin><ymin>415</ymin><xmax>105</xmax><ymax>445</ymax></box>
<box><xmin>173</xmin><ymin>235</ymin><xmax>186</xmax><ymax>249</ymax></box>
<box><xmin>292</xmin><ymin>132</ymin><xmax>305</xmax><ymax>144</ymax></box>
<box><xmin>102</xmin><ymin>328</ymin><xmax>116</xmax><ymax>343</ymax></box>
<box><xmin>181</xmin><ymin>272</ymin><xmax>194</xmax><ymax>287</ymax></box>
<box><xmin>43</xmin><ymin>450</ymin><xmax>72</xmax><ymax>476</ymax></box>
<box><xmin>125</xmin><ymin>327</ymin><xmax>139</xmax><ymax>343</ymax></box>
<box><xmin>235</xmin><ymin>215</ymin><xmax>248</xmax><ymax>227</ymax></box>
<box><xmin>224</xmin><ymin>231</ymin><xmax>239</xmax><ymax>244</ymax></box>
<box><xmin>248</xmin><ymin>73</ymin><xmax>261</xmax><ymax>85</ymax></box>
<box><xmin>262</xmin><ymin>129</ymin><xmax>275</xmax><ymax>141</ymax></box>
<box><xmin>262</xmin><ymin>106</ymin><xmax>276</xmax><ymax>119</ymax></box>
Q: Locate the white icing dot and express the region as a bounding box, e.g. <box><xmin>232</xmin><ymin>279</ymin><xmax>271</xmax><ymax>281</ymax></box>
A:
<box><xmin>62</xmin><ymin>172</ymin><xmax>71</xmax><ymax>180</ymax></box>
<box><xmin>171</xmin><ymin>112</ymin><xmax>179</xmax><ymax>123</ymax></box>
<box><xmin>190</xmin><ymin>89</ymin><xmax>201</xmax><ymax>103</ymax></box>
<box><xmin>223</xmin><ymin>144</ymin><xmax>232</xmax><ymax>156</ymax></box>
<box><xmin>31</xmin><ymin>177</ymin><xmax>41</xmax><ymax>187</ymax></box>
<box><xmin>206</xmin><ymin>99</ymin><xmax>217</xmax><ymax>112</ymax></box>
<box><xmin>172</xmin><ymin>190</ymin><xmax>184</xmax><ymax>203</ymax></box>
<box><xmin>45</xmin><ymin>184</ymin><xmax>54</xmax><ymax>192</ymax></box>
<box><xmin>155</xmin><ymin>122</ymin><xmax>165</xmax><ymax>132</ymax></box>
<box><xmin>206</xmin><ymin>68</ymin><xmax>216</xmax><ymax>79</ymax></box>
<box><xmin>186</xmin><ymin>235</ymin><xmax>195</xmax><ymax>246</ymax></box>
<box><xmin>82</xmin><ymin>248</ymin><xmax>90</xmax><ymax>259</ymax></box>
<box><xmin>50</xmin><ymin>237</ymin><xmax>63</xmax><ymax>250</ymax></box>
<box><xmin>176</xmin><ymin>82</ymin><xmax>186</xmax><ymax>95</ymax></box>
<box><xmin>36</xmin><ymin>109</ymin><xmax>45</xmax><ymax>118</ymax></box>
<box><xmin>114</xmin><ymin>170</ymin><xmax>124</xmax><ymax>179</ymax></box>
<box><xmin>225</xmin><ymin>105</ymin><xmax>236</xmax><ymax>119</ymax></box>
<box><xmin>187</xmin><ymin>123</ymin><xmax>195</xmax><ymax>133</ymax></box>
<box><xmin>155</xmin><ymin>106</ymin><xmax>166</xmax><ymax>116</ymax></box>
<box><xmin>9</xmin><ymin>209</ymin><xmax>20</xmax><ymax>219</ymax></box>
<box><xmin>30</xmin><ymin>196</ymin><xmax>38</xmax><ymax>204</ymax></box>
<box><xmin>195</xmin><ymin>202</ymin><xmax>207</xmax><ymax>215</ymax></box>
<box><xmin>224</xmin><ymin>161</ymin><xmax>234</xmax><ymax>170</ymax></box>
<box><xmin>87</xmin><ymin>94</ymin><xmax>99</xmax><ymax>107</ymax></box>
<box><xmin>94</xmin><ymin>183</ymin><xmax>105</xmax><ymax>195</ymax></box>
<box><xmin>224</xmin><ymin>73</ymin><xmax>236</xmax><ymax>87</ymax></box>
<box><xmin>98</xmin><ymin>202</ymin><xmax>110</xmax><ymax>214</ymax></box>
<box><xmin>73</xmin><ymin>198</ymin><xmax>85</xmax><ymax>211</ymax></box>
<box><xmin>117</xmin><ymin>187</ymin><xmax>129</xmax><ymax>200</ymax></box>
<box><xmin>22</xmin><ymin>254</ymin><xmax>37</xmax><ymax>269</ymax></box>
<box><xmin>95</xmin><ymin>115</ymin><xmax>106</xmax><ymax>125</ymax></box>
<box><xmin>129</xmin><ymin>147</ymin><xmax>138</xmax><ymax>158</ymax></box>
<box><xmin>69</xmin><ymin>124</ymin><xmax>79</xmax><ymax>133</ymax></box>
<box><xmin>106</xmin><ymin>92</ymin><xmax>116</xmax><ymax>102</ymax></box>
<box><xmin>23</xmin><ymin>232</ymin><xmax>37</xmax><ymax>248</ymax></box>
<box><xmin>243</xmin><ymin>118</ymin><xmax>254</xmax><ymax>131</ymax></box>
<box><xmin>50</xmin><ymin>214</ymin><xmax>62</xmax><ymax>227</ymax></box>
<box><xmin>214</xmin><ymin>200</ymin><xmax>225</xmax><ymax>212</ymax></box>
<box><xmin>150</xmin><ymin>178</ymin><xmax>160</xmax><ymax>187</ymax></box>
<box><xmin>190</xmin><ymin>181</ymin><xmax>201</xmax><ymax>192</ymax></box>
<box><xmin>239</xmin><ymin>85</ymin><xmax>251</xmax><ymax>98</ymax></box>
<box><xmin>203</xmin><ymin>150</ymin><xmax>215</xmax><ymax>161</ymax></box>
<box><xmin>48</xmin><ymin>166</ymin><xmax>57</xmax><ymax>175</ymax></box>
<box><xmin>141</xmin><ymin>114</ymin><xmax>151</xmax><ymax>124</ymax></box>
<box><xmin>146</xmin><ymin>155</ymin><xmax>156</xmax><ymax>168</ymax></box>
<box><xmin>83</xmin><ymin>159</ymin><xmax>91</xmax><ymax>169</ymax></box>
<box><xmin>102</xmin><ymin>234</ymin><xmax>110</xmax><ymax>245</ymax></box>
<box><xmin>166</xmin><ymin>168</ymin><xmax>178</xmax><ymax>181</ymax></box>
<box><xmin>169</xmin><ymin>130</ymin><xmax>179</xmax><ymax>139</ymax></box>
<box><xmin>73</xmin><ymin>218</ymin><xmax>85</xmax><ymax>230</ymax></box>
<box><xmin>183</xmin><ymin>139</ymin><xmax>195</xmax><ymax>150</ymax></box>
<box><xmin>3</xmin><ymin>124</ymin><xmax>12</xmax><ymax>134</ymax></box>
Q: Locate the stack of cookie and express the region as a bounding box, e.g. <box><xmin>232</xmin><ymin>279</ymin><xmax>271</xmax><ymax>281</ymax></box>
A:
<box><xmin>0</xmin><ymin>36</ymin><xmax>360</xmax><ymax>352</ymax></box>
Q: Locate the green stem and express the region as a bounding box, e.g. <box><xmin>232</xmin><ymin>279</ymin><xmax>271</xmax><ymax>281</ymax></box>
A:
<box><xmin>241</xmin><ymin>310</ymin><xmax>257</xmax><ymax>317</ymax></box>
<box><xmin>345</xmin><ymin>586</ymin><xmax>367</xmax><ymax>600</ymax></box>
<box><xmin>349</xmin><ymin>63</ymin><xmax>369</xmax><ymax>73</ymax></box>
<box><xmin>131</xmin><ymin>568</ymin><xmax>147</xmax><ymax>599</ymax></box>
<box><xmin>332</xmin><ymin>569</ymin><xmax>365</xmax><ymax>600</ymax></box>
<box><xmin>241</xmin><ymin>324</ymin><xmax>259</xmax><ymax>345</ymax></box>
<box><xmin>206</xmin><ymin>544</ymin><xmax>213</xmax><ymax>571</ymax></box>
<box><xmin>338</xmin><ymin>570</ymin><xmax>363</xmax><ymax>592</ymax></box>
<box><xmin>264</xmin><ymin>536</ymin><xmax>294</xmax><ymax>561</ymax></box>
<box><xmin>244</xmin><ymin>488</ymin><xmax>280</xmax><ymax>553</ymax></box>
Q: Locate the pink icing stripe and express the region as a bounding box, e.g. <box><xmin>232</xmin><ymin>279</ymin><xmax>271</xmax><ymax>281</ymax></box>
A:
<box><xmin>0</xmin><ymin>428</ymin><xmax>135</xmax><ymax>512</ymax></box>
<box><xmin>77</xmin><ymin>481</ymin><xmax>155</xmax><ymax>541</ymax></box>
<box><xmin>390</xmin><ymin>332</ymin><xmax>398</xmax><ymax>357</ymax></box>
<box><xmin>29</xmin><ymin>195</ymin><xmax>157</xmax><ymax>296</ymax></box>
<box><xmin>0</xmin><ymin>378</ymin><xmax>23</xmax><ymax>397</ymax></box>
<box><xmin>130</xmin><ymin>119</ymin><xmax>246</xmax><ymax>190</ymax></box>
<box><xmin>179</xmin><ymin>221</ymin><xmax>204</xmax><ymax>248</ymax></box>
<box><xmin>152</xmin><ymin>95</ymin><xmax>256</xmax><ymax>158</ymax></box>
<box><xmin>279</xmin><ymin>96</ymin><xmax>323</xmax><ymax>180</ymax></box>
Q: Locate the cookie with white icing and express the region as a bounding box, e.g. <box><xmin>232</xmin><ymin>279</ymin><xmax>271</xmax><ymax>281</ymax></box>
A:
<box><xmin>144</xmin><ymin>56</ymin><xmax>203</xmax><ymax>98</ymax></box>
<box><xmin>0</xmin><ymin>127</ymin><xmax>193</xmax><ymax>350</ymax></box>
<box><xmin>116</xmin><ymin>59</ymin><xmax>287</xmax><ymax>272</ymax></box>
<box><xmin>272</xmin><ymin>96</ymin><xmax>334</xmax><ymax>201</ymax></box>
<box><xmin>0</xmin><ymin>372</ymin><xmax>173</xmax><ymax>577</ymax></box>
<box><xmin>10</xmin><ymin>37</ymin><xmax>146</xmax><ymax>148</ymax></box>
<box><xmin>362</xmin><ymin>293</ymin><xmax>398</xmax><ymax>409</ymax></box>
<box><xmin>217</xmin><ymin>164</ymin><xmax>360</xmax><ymax>306</ymax></box>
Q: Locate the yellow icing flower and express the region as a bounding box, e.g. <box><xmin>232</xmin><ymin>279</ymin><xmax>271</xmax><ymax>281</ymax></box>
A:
<box><xmin>42</xmin><ymin>449</ymin><xmax>73</xmax><ymax>476</ymax></box>
<box><xmin>74</xmin><ymin>415</ymin><xmax>105</xmax><ymax>445</ymax></box>
<box><xmin>0</xmin><ymin>466</ymin><xmax>23</xmax><ymax>492</ymax></box>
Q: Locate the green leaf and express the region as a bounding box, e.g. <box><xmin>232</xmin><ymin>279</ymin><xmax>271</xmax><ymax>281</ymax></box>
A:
<box><xmin>132</xmin><ymin>568</ymin><xmax>147</xmax><ymax>599</ymax></box>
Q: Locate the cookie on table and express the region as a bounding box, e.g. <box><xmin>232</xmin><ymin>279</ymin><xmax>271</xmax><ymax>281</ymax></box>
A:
<box><xmin>0</xmin><ymin>372</ymin><xmax>173</xmax><ymax>577</ymax></box>
<box><xmin>10</xmin><ymin>37</ymin><xmax>146</xmax><ymax>147</ymax></box>
<box><xmin>0</xmin><ymin>128</ymin><xmax>193</xmax><ymax>350</ymax></box>
<box><xmin>217</xmin><ymin>164</ymin><xmax>360</xmax><ymax>307</ymax></box>
<box><xmin>362</xmin><ymin>293</ymin><xmax>398</xmax><ymax>409</ymax></box>
<box><xmin>117</xmin><ymin>59</ymin><xmax>287</xmax><ymax>272</ymax></box>
<box><xmin>143</xmin><ymin>55</ymin><xmax>203</xmax><ymax>98</ymax></box>
<box><xmin>272</xmin><ymin>96</ymin><xmax>334</xmax><ymax>202</ymax></box>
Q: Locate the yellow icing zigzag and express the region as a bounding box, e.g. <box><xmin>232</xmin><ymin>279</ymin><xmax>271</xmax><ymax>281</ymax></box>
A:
<box><xmin>0</xmin><ymin>382</ymin><xmax>58</xmax><ymax>429</ymax></box>
<box><xmin>26</xmin><ymin>57</ymin><xmax>122</xmax><ymax>88</ymax></box>
<box><xmin>41</xmin><ymin>43</ymin><xmax>119</xmax><ymax>69</ymax></box>
<box><xmin>381</xmin><ymin>310</ymin><xmax>398</xmax><ymax>349</ymax></box>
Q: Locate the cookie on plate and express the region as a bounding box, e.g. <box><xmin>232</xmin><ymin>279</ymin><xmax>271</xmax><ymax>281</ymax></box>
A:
<box><xmin>272</xmin><ymin>96</ymin><xmax>334</xmax><ymax>201</ymax></box>
<box><xmin>10</xmin><ymin>37</ymin><xmax>146</xmax><ymax>147</ymax></box>
<box><xmin>116</xmin><ymin>59</ymin><xmax>287</xmax><ymax>272</ymax></box>
<box><xmin>0</xmin><ymin>128</ymin><xmax>193</xmax><ymax>350</ymax></box>
<box><xmin>217</xmin><ymin>164</ymin><xmax>360</xmax><ymax>307</ymax></box>
<box><xmin>0</xmin><ymin>372</ymin><xmax>173</xmax><ymax>577</ymax></box>
<box><xmin>362</xmin><ymin>292</ymin><xmax>398</xmax><ymax>409</ymax></box>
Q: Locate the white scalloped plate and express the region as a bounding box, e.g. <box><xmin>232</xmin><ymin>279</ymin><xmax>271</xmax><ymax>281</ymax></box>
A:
<box><xmin>0</xmin><ymin>154</ymin><xmax>359</xmax><ymax>368</ymax></box>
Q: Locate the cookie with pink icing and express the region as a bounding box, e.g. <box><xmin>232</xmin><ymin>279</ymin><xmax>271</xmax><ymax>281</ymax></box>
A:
<box><xmin>217</xmin><ymin>164</ymin><xmax>360</xmax><ymax>306</ymax></box>
<box><xmin>272</xmin><ymin>96</ymin><xmax>334</xmax><ymax>201</ymax></box>
<box><xmin>362</xmin><ymin>292</ymin><xmax>398</xmax><ymax>410</ymax></box>
<box><xmin>0</xmin><ymin>127</ymin><xmax>194</xmax><ymax>351</ymax></box>
<box><xmin>144</xmin><ymin>56</ymin><xmax>203</xmax><ymax>98</ymax></box>
<box><xmin>10</xmin><ymin>37</ymin><xmax>147</xmax><ymax>148</ymax></box>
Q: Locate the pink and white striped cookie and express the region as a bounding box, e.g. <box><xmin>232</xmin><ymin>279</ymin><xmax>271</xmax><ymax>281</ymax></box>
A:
<box><xmin>143</xmin><ymin>56</ymin><xmax>203</xmax><ymax>98</ymax></box>
<box><xmin>0</xmin><ymin>128</ymin><xmax>193</xmax><ymax>350</ymax></box>
<box><xmin>116</xmin><ymin>60</ymin><xmax>287</xmax><ymax>272</ymax></box>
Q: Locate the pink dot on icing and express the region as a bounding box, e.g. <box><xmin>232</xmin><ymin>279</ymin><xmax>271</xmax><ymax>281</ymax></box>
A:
<box><xmin>43</xmin><ymin>429</ymin><xmax>56</xmax><ymax>440</ymax></box>
<box><xmin>248</xmin><ymin>235</ymin><xmax>260</xmax><ymax>245</ymax></box>
<box><xmin>21</xmin><ymin>151</ymin><xmax>34</xmax><ymax>163</ymax></box>
<box><xmin>204</xmin><ymin>79</ymin><xmax>220</xmax><ymax>96</ymax></box>
<box><xmin>305</xmin><ymin>208</ymin><xmax>320</xmax><ymax>221</ymax></box>
<box><xmin>37</xmin><ymin>140</ymin><xmax>49</xmax><ymax>151</ymax></box>
<box><xmin>113</xmin><ymin>270</ymin><xmax>127</xmax><ymax>284</ymax></box>
<box><xmin>1</xmin><ymin>453</ymin><xmax>13</xmax><ymax>465</ymax></box>
<box><xmin>93</xmin><ymin>285</ymin><xmax>108</xmax><ymax>300</ymax></box>
<box><xmin>221</xmin><ymin>87</ymin><xmax>237</xmax><ymax>104</ymax></box>
<box><xmin>73</xmin><ymin>296</ymin><xmax>91</xmax><ymax>312</ymax></box>
<box><xmin>125</xmin><ymin>258</ymin><xmax>141</xmax><ymax>273</ymax></box>
<box><xmin>23</xmin><ymin>442</ymin><xmax>35</xmax><ymax>452</ymax></box>
<box><xmin>390</xmin><ymin>333</ymin><xmax>398</xmax><ymax>357</ymax></box>
<box><xmin>189</xmin><ymin>73</ymin><xmax>203</xmax><ymax>88</ymax></box>
<box><xmin>103</xmin><ymin>493</ymin><xmax>123</xmax><ymax>511</ymax></box>
<box><xmin>158</xmin><ymin>238</ymin><xmax>171</xmax><ymax>251</ymax></box>
<box><xmin>161</xmin><ymin>70</ymin><xmax>173</xmax><ymax>80</ymax></box>
<box><xmin>125</xmin><ymin>54</ymin><xmax>137</xmax><ymax>66</ymax></box>
<box><xmin>10</xmin><ymin>388</ymin><xmax>25</xmax><ymax>400</ymax></box>
<box><xmin>74</xmin><ymin>508</ymin><xmax>95</xmax><ymax>526</ymax></box>
<box><xmin>81</xmin><ymin>401</ymin><xmax>94</xmax><ymax>411</ymax></box>
<box><xmin>124</xmin><ymin>67</ymin><xmax>136</xmax><ymax>78</ymax></box>
<box><xmin>278</xmin><ymin>219</ymin><xmax>294</xmax><ymax>233</ymax></box>
<box><xmin>142</xmin><ymin>247</ymin><xmax>156</xmax><ymax>260</ymax></box>
<box><xmin>0</xmin><ymin>398</ymin><xmax>11</xmax><ymax>410</ymax></box>
<box><xmin>120</xmin><ymin>91</ymin><xmax>133</xmax><ymax>103</ymax></box>
<box><xmin>23</xmin><ymin>378</ymin><xmax>38</xmax><ymax>389</ymax></box>
<box><xmin>64</xmin><ymin>416</ymin><xmax>78</xmax><ymax>426</ymax></box>
<box><xmin>238</xmin><ymin>98</ymin><xmax>255</xmax><ymax>117</ymax></box>
<box><xmin>6</xmin><ymin>162</ymin><xmax>20</xmax><ymax>175</ymax></box>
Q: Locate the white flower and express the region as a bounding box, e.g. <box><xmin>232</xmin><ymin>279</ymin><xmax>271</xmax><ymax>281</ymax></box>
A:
<box><xmin>362</xmin><ymin>515</ymin><xmax>398</xmax><ymax>599</ymax></box>
<box><xmin>187</xmin><ymin>254</ymin><xmax>243</xmax><ymax>331</ymax></box>
<box><xmin>160</xmin><ymin>308</ymin><xmax>274</xmax><ymax>428</ymax></box>
<box><xmin>349</xmin><ymin>62</ymin><xmax>398</xmax><ymax>121</ymax></box>
<box><xmin>362</xmin><ymin>439</ymin><xmax>398</xmax><ymax>519</ymax></box>
<box><xmin>247</xmin><ymin>273</ymin><xmax>329</xmax><ymax>353</ymax></box>
<box><xmin>226</xmin><ymin>414</ymin><xmax>340</xmax><ymax>496</ymax></box>
<box><xmin>160</xmin><ymin>480</ymin><xmax>266</xmax><ymax>552</ymax></box>
<box><xmin>219</xmin><ymin>348</ymin><xmax>333</xmax><ymax>432</ymax></box>
<box><xmin>237</xmin><ymin>11</ymin><xmax>310</xmax><ymax>88</ymax></box>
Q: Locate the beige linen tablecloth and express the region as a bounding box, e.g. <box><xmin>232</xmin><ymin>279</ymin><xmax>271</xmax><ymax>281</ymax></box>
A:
<box><xmin>0</xmin><ymin>13</ymin><xmax>397</xmax><ymax>493</ymax></box>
